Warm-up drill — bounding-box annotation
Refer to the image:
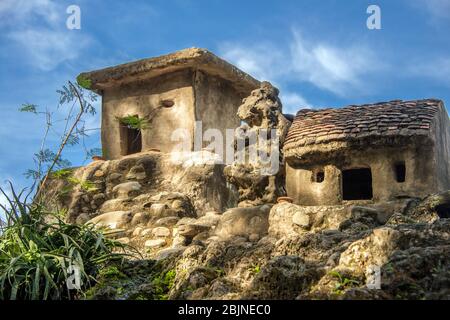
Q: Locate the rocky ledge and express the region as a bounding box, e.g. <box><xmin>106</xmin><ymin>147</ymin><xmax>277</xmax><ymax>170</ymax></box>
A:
<box><xmin>44</xmin><ymin>151</ymin><xmax>449</xmax><ymax>300</ymax></box>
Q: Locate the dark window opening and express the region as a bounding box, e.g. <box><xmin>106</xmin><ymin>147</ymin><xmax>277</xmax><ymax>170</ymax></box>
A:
<box><xmin>120</xmin><ymin>119</ymin><xmax>142</xmax><ymax>155</ymax></box>
<box><xmin>311</xmin><ymin>170</ymin><xmax>325</xmax><ymax>183</ymax></box>
<box><xmin>342</xmin><ymin>168</ymin><xmax>373</xmax><ymax>200</ymax></box>
<box><xmin>395</xmin><ymin>162</ymin><xmax>406</xmax><ymax>183</ymax></box>
<box><xmin>436</xmin><ymin>204</ymin><xmax>450</xmax><ymax>219</ymax></box>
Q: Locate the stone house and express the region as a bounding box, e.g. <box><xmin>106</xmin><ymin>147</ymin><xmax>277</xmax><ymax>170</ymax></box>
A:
<box><xmin>283</xmin><ymin>99</ymin><xmax>450</xmax><ymax>205</ymax></box>
<box><xmin>79</xmin><ymin>48</ymin><xmax>260</xmax><ymax>159</ymax></box>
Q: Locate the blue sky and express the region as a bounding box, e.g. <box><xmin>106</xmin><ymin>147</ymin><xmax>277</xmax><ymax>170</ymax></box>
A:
<box><xmin>0</xmin><ymin>0</ymin><xmax>449</xmax><ymax>201</ymax></box>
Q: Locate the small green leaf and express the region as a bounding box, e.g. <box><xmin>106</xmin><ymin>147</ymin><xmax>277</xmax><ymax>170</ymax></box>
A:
<box><xmin>116</xmin><ymin>115</ymin><xmax>149</xmax><ymax>130</ymax></box>
<box><xmin>19</xmin><ymin>104</ymin><xmax>38</xmax><ymax>113</ymax></box>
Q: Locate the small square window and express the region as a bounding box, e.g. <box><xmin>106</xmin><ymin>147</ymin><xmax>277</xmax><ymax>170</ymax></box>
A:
<box><xmin>311</xmin><ymin>170</ymin><xmax>325</xmax><ymax>183</ymax></box>
<box><xmin>316</xmin><ymin>171</ymin><xmax>325</xmax><ymax>183</ymax></box>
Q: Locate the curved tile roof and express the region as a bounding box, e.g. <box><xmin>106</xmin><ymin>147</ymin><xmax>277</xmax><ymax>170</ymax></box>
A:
<box><xmin>283</xmin><ymin>99</ymin><xmax>443</xmax><ymax>157</ymax></box>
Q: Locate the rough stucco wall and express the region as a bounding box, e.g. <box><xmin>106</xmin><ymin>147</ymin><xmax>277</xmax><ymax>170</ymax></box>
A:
<box><xmin>286</xmin><ymin>144</ymin><xmax>436</xmax><ymax>205</ymax></box>
<box><xmin>432</xmin><ymin>103</ymin><xmax>450</xmax><ymax>191</ymax></box>
<box><xmin>101</xmin><ymin>70</ymin><xmax>195</xmax><ymax>159</ymax></box>
<box><xmin>286</xmin><ymin>164</ymin><xmax>341</xmax><ymax>205</ymax></box>
<box><xmin>193</xmin><ymin>70</ymin><xmax>244</xmax><ymax>152</ymax></box>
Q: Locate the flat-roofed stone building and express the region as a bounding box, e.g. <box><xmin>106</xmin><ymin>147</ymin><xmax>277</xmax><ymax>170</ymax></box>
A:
<box><xmin>283</xmin><ymin>99</ymin><xmax>450</xmax><ymax>205</ymax></box>
<box><xmin>79</xmin><ymin>48</ymin><xmax>260</xmax><ymax>159</ymax></box>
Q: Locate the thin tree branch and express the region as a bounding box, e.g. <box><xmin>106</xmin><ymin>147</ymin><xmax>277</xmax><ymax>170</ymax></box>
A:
<box><xmin>34</xmin><ymin>82</ymin><xmax>86</xmax><ymax>201</ymax></box>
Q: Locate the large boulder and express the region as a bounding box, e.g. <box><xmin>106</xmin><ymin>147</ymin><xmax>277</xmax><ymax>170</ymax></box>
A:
<box><xmin>338</xmin><ymin>227</ymin><xmax>401</xmax><ymax>274</ymax></box>
<box><xmin>87</xmin><ymin>211</ymin><xmax>132</xmax><ymax>229</ymax></box>
<box><xmin>112</xmin><ymin>181</ymin><xmax>142</xmax><ymax>199</ymax></box>
<box><xmin>215</xmin><ymin>205</ymin><xmax>271</xmax><ymax>239</ymax></box>
<box><xmin>268</xmin><ymin>203</ymin><xmax>349</xmax><ymax>237</ymax></box>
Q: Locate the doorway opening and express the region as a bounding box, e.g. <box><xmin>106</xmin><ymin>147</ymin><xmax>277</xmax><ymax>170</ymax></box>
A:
<box><xmin>342</xmin><ymin>168</ymin><xmax>373</xmax><ymax>200</ymax></box>
<box><xmin>120</xmin><ymin>116</ymin><xmax>142</xmax><ymax>155</ymax></box>
<box><xmin>394</xmin><ymin>161</ymin><xmax>406</xmax><ymax>183</ymax></box>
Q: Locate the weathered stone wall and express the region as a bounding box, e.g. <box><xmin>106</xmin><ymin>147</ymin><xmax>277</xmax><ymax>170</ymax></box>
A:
<box><xmin>286</xmin><ymin>143</ymin><xmax>436</xmax><ymax>205</ymax></box>
<box><xmin>101</xmin><ymin>69</ymin><xmax>196</xmax><ymax>159</ymax></box>
<box><xmin>100</xmin><ymin>69</ymin><xmax>253</xmax><ymax>160</ymax></box>
<box><xmin>193</xmin><ymin>70</ymin><xmax>244</xmax><ymax>151</ymax></box>
<box><xmin>433</xmin><ymin>103</ymin><xmax>450</xmax><ymax>191</ymax></box>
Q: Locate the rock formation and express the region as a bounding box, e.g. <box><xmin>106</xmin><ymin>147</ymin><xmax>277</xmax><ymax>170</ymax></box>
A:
<box><xmin>224</xmin><ymin>81</ymin><xmax>291</xmax><ymax>206</ymax></box>
<box><xmin>85</xmin><ymin>190</ymin><xmax>450</xmax><ymax>300</ymax></box>
<box><xmin>41</xmin><ymin>82</ymin><xmax>449</xmax><ymax>301</ymax></box>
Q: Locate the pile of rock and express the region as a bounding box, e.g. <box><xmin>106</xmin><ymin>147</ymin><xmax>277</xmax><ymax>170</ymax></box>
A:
<box><xmin>42</xmin><ymin>149</ymin><xmax>450</xmax><ymax>300</ymax></box>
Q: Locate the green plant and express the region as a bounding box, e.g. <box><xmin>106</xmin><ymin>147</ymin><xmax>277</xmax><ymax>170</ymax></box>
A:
<box><xmin>214</xmin><ymin>267</ymin><xmax>225</xmax><ymax>277</ymax></box>
<box><xmin>66</xmin><ymin>177</ymin><xmax>98</xmax><ymax>192</ymax></box>
<box><xmin>152</xmin><ymin>269</ymin><xmax>176</xmax><ymax>300</ymax></box>
<box><xmin>98</xmin><ymin>265</ymin><xmax>126</xmax><ymax>279</ymax></box>
<box><xmin>52</xmin><ymin>168</ymin><xmax>73</xmax><ymax>179</ymax></box>
<box><xmin>249</xmin><ymin>264</ymin><xmax>261</xmax><ymax>275</ymax></box>
<box><xmin>329</xmin><ymin>270</ymin><xmax>360</xmax><ymax>295</ymax></box>
<box><xmin>117</xmin><ymin>115</ymin><xmax>149</xmax><ymax>130</ymax></box>
<box><xmin>20</xmin><ymin>80</ymin><xmax>99</xmax><ymax>200</ymax></box>
<box><xmin>51</xmin><ymin>172</ymin><xmax>97</xmax><ymax>197</ymax></box>
<box><xmin>19</xmin><ymin>103</ymin><xmax>38</xmax><ymax>113</ymax></box>
<box><xmin>0</xmin><ymin>183</ymin><xmax>129</xmax><ymax>300</ymax></box>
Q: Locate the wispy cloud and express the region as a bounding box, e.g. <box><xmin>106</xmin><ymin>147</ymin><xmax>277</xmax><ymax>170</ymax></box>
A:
<box><xmin>8</xmin><ymin>29</ymin><xmax>90</xmax><ymax>71</ymax></box>
<box><xmin>279</xmin><ymin>92</ymin><xmax>311</xmax><ymax>114</ymax></box>
<box><xmin>219</xmin><ymin>27</ymin><xmax>382</xmax><ymax>111</ymax></box>
<box><xmin>220</xmin><ymin>40</ymin><xmax>312</xmax><ymax>113</ymax></box>
<box><xmin>290</xmin><ymin>30</ymin><xmax>380</xmax><ymax>96</ymax></box>
<box><xmin>414</xmin><ymin>0</ymin><xmax>450</xmax><ymax>20</ymax></box>
<box><xmin>408</xmin><ymin>57</ymin><xmax>450</xmax><ymax>87</ymax></box>
<box><xmin>0</xmin><ymin>0</ymin><xmax>59</xmax><ymax>25</ymax></box>
<box><xmin>221</xmin><ymin>42</ymin><xmax>286</xmax><ymax>81</ymax></box>
<box><xmin>0</xmin><ymin>0</ymin><xmax>91</xmax><ymax>71</ymax></box>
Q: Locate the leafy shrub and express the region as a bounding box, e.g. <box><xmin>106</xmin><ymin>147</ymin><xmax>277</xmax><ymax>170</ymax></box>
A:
<box><xmin>329</xmin><ymin>270</ymin><xmax>361</xmax><ymax>295</ymax></box>
<box><xmin>152</xmin><ymin>269</ymin><xmax>176</xmax><ymax>300</ymax></box>
<box><xmin>0</xmin><ymin>183</ymin><xmax>128</xmax><ymax>300</ymax></box>
<box><xmin>116</xmin><ymin>115</ymin><xmax>149</xmax><ymax>130</ymax></box>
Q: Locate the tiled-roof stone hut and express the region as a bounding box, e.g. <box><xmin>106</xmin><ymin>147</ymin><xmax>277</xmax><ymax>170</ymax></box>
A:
<box><xmin>283</xmin><ymin>99</ymin><xmax>450</xmax><ymax>205</ymax></box>
<box><xmin>79</xmin><ymin>48</ymin><xmax>260</xmax><ymax>159</ymax></box>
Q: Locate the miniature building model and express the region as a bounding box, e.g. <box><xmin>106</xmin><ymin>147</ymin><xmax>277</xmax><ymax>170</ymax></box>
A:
<box><xmin>283</xmin><ymin>99</ymin><xmax>450</xmax><ymax>205</ymax></box>
<box><xmin>79</xmin><ymin>48</ymin><xmax>260</xmax><ymax>159</ymax></box>
<box><xmin>80</xmin><ymin>47</ymin><xmax>450</xmax><ymax>206</ymax></box>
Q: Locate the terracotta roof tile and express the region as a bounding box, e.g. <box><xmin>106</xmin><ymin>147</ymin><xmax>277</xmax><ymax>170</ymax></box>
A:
<box><xmin>283</xmin><ymin>99</ymin><xmax>443</xmax><ymax>154</ymax></box>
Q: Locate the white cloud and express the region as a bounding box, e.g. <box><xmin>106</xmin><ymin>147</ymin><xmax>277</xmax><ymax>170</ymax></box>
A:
<box><xmin>408</xmin><ymin>57</ymin><xmax>450</xmax><ymax>87</ymax></box>
<box><xmin>1</xmin><ymin>0</ymin><xmax>91</xmax><ymax>71</ymax></box>
<box><xmin>220</xmin><ymin>40</ymin><xmax>314</xmax><ymax>112</ymax></box>
<box><xmin>415</xmin><ymin>0</ymin><xmax>450</xmax><ymax>20</ymax></box>
<box><xmin>8</xmin><ymin>29</ymin><xmax>90</xmax><ymax>71</ymax></box>
<box><xmin>280</xmin><ymin>92</ymin><xmax>311</xmax><ymax>114</ymax></box>
<box><xmin>0</xmin><ymin>0</ymin><xmax>58</xmax><ymax>24</ymax></box>
<box><xmin>221</xmin><ymin>42</ymin><xmax>286</xmax><ymax>81</ymax></box>
<box><xmin>290</xmin><ymin>31</ymin><xmax>380</xmax><ymax>95</ymax></box>
<box><xmin>220</xmin><ymin>28</ymin><xmax>381</xmax><ymax>101</ymax></box>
